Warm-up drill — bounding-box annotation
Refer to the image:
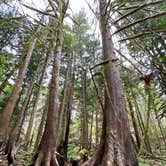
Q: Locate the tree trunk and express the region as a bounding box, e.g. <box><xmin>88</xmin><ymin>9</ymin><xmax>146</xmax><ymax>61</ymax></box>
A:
<box><xmin>25</xmin><ymin>53</ymin><xmax>50</xmax><ymax>146</ymax></box>
<box><xmin>95</xmin><ymin>103</ymin><xmax>99</xmax><ymax>145</ymax></box>
<box><xmin>99</xmin><ymin>1</ymin><xmax>137</xmax><ymax>164</ymax></box>
<box><xmin>131</xmin><ymin>89</ymin><xmax>152</xmax><ymax>154</ymax></box>
<box><xmin>5</xmin><ymin>63</ymin><xmax>41</xmax><ymax>164</ymax></box>
<box><xmin>61</xmin><ymin>59</ymin><xmax>74</xmax><ymax>166</ymax></box>
<box><xmin>31</xmin><ymin>6</ymin><xmax>67</xmax><ymax>161</ymax></box>
<box><xmin>58</xmin><ymin>55</ymin><xmax>74</xmax><ymax>166</ymax></box>
<box><xmin>127</xmin><ymin>98</ymin><xmax>141</xmax><ymax>150</ymax></box>
<box><xmin>0</xmin><ymin>56</ymin><xmax>24</xmax><ymax>95</ymax></box>
<box><xmin>0</xmin><ymin>30</ymin><xmax>38</xmax><ymax>146</ymax></box>
<box><xmin>57</xmin><ymin>57</ymin><xmax>73</xmax><ymax>145</ymax></box>
<box><xmin>81</xmin><ymin>69</ymin><xmax>88</xmax><ymax>149</ymax></box>
<box><xmin>89</xmin><ymin>108</ymin><xmax>94</xmax><ymax>149</ymax></box>
<box><xmin>82</xmin><ymin>0</ymin><xmax>138</xmax><ymax>165</ymax></box>
<box><xmin>34</xmin><ymin>99</ymin><xmax>48</xmax><ymax>150</ymax></box>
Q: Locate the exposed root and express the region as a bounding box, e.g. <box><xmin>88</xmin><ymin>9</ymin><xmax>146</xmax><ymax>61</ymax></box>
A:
<box><xmin>81</xmin><ymin>144</ymin><xmax>103</xmax><ymax>166</ymax></box>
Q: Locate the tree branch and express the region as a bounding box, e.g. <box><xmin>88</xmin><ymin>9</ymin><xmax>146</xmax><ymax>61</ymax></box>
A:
<box><xmin>113</xmin><ymin>11</ymin><xmax>166</xmax><ymax>35</ymax></box>
<box><xmin>119</xmin><ymin>30</ymin><xmax>166</xmax><ymax>42</ymax></box>
<box><xmin>113</xmin><ymin>0</ymin><xmax>164</xmax><ymax>24</ymax></box>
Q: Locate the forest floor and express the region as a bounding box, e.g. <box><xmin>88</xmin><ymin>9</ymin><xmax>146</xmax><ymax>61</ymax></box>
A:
<box><xmin>0</xmin><ymin>147</ymin><xmax>165</xmax><ymax>166</ymax></box>
<box><xmin>0</xmin><ymin>152</ymin><xmax>166</xmax><ymax>166</ymax></box>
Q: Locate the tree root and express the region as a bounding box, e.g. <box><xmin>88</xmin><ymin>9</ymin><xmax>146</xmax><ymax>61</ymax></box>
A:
<box><xmin>81</xmin><ymin>144</ymin><xmax>103</xmax><ymax>166</ymax></box>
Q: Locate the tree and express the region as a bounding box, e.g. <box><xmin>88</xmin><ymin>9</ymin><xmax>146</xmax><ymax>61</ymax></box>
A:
<box><xmin>82</xmin><ymin>0</ymin><xmax>138</xmax><ymax>165</ymax></box>
<box><xmin>31</xmin><ymin>0</ymin><xmax>69</xmax><ymax>165</ymax></box>
<box><xmin>0</xmin><ymin>26</ymin><xmax>40</xmax><ymax>146</ymax></box>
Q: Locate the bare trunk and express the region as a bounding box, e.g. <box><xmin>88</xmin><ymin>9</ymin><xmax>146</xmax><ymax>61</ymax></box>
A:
<box><xmin>58</xmin><ymin>55</ymin><xmax>74</xmax><ymax>166</ymax></box>
<box><xmin>131</xmin><ymin>89</ymin><xmax>152</xmax><ymax>154</ymax></box>
<box><xmin>0</xmin><ymin>31</ymin><xmax>38</xmax><ymax>145</ymax></box>
<box><xmin>31</xmin><ymin>1</ymin><xmax>70</xmax><ymax>161</ymax></box>
<box><xmin>61</xmin><ymin>64</ymin><xmax>74</xmax><ymax>166</ymax></box>
<box><xmin>89</xmin><ymin>108</ymin><xmax>94</xmax><ymax>148</ymax></box>
<box><xmin>82</xmin><ymin>1</ymin><xmax>138</xmax><ymax>165</ymax></box>
<box><xmin>25</xmin><ymin>53</ymin><xmax>50</xmax><ymax>146</ymax></box>
<box><xmin>81</xmin><ymin>69</ymin><xmax>88</xmax><ymax>149</ymax></box>
<box><xmin>57</xmin><ymin>57</ymin><xmax>73</xmax><ymax>145</ymax></box>
<box><xmin>5</xmin><ymin>64</ymin><xmax>41</xmax><ymax>164</ymax></box>
<box><xmin>95</xmin><ymin>104</ymin><xmax>99</xmax><ymax>145</ymax></box>
<box><xmin>34</xmin><ymin>99</ymin><xmax>48</xmax><ymax>150</ymax></box>
<box><xmin>32</xmin><ymin>24</ymin><xmax>64</xmax><ymax>165</ymax></box>
<box><xmin>127</xmin><ymin>98</ymin><xmax>141</xmax><ymax>150</ymax></box>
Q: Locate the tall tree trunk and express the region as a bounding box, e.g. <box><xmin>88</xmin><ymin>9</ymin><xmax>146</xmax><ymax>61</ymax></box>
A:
<box><xmin>138</xmin><ymin>85</ymin><xmax>152</xmax><ymax>154</ymax></box>
<box><xmin>32</xmin><ymin>28</ymin><xmax>62</xmax><ymax>165</ymax></box>
<box><xmin>25</xmin><ymin>53</ymin><xmax>50</xmax><ymax>146</ymax></box>
<box><xmin>0</xmin><ymin>30</ymin><xmax>39</xmax><ymax>146</ymax></box>
<box><xmin>63</xmin><ymin>76</ymin><xmax>73</xmax><ymax>161</ymax></box>
<box><xmin>5</xmin><ymin>63</ymin><xmax>41</xmax><ymax>164</ymax></box>
<box><xmin>127</xmin><ymin>98</ymin><xmax>141</xmax><ymax>150</ymax></box>
<box><xmin>82</xmin><ymin>0</ymin><xmax>138</xmax><ymax>165</ymax></box>
<box><xmin>57</xmin><ymin>57</ymin><xmax>73</xmax><ymax>145</ymax></box>
<box><xmin>61</xmin><ymin>57</ymin><xmax>74</xmax><ymax>166</ymax></box>
<box><xmin>34</xmin><ymin>99</ymin><xmax>48</xmax><ymax>150</ymax></box>
<box><xmin>95</xmin><ymin>103</ymin><xmax>99</xmax><ymax>145</ymax></box>
<box><xmin>131</xmin><ymin>89</ymin><xmax>152</xmax><ymax>154</ymax></box>
<box><xmin>81</xmin><ymin>69</ymin><xmax>88</xmax><ymax>149</ymax></box>
<box><xmin>89</xmin><ymin>108</ymin><xmax>94</xmax><ymax>149</ymax></box>
<box><xmin>99</xmin><ymin>1</ymin><xmax>137</xmax><ymax>164</ymax></box>
<box><xmin>31</xmin><ymin>1</ymin><xmax>68</xmax><ymax>160</ymax></box>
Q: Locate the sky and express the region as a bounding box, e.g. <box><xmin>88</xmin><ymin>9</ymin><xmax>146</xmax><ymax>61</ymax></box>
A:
<box><xmin>19</xmin><ymin>0</ymin><xmax>89</xmax><ymax>17</ymax></box>
<box><xmin>17</xmin><ymin>0</ymin><xmax>100</xmax><ymax>36</ymax></box>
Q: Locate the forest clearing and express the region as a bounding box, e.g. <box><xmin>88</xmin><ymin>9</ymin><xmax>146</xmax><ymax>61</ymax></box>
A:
<box><xmin>0</xmin><ymin>0</ymin><xmax>166</xmax><ymax>165</ymax></box>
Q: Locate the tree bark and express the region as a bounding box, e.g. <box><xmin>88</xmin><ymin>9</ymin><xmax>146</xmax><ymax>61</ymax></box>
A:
<box><xmin>95</xmin><ymin>103</ymin><xmax>99</xmax><ymax>145</ymax></box>
<box><xmin>25</xmin><ymin>53</ymin><xmax>50</xmax><ymax>146</ymax></box>
<box><xmin>0</xmin><ymin>29</ymin><xmax>39</xmax><ymax>146</ymax></box>
<box><xmin>81</xmin><ymin>69</ymin><xmax>88</xmax><ymax>149</ymax></box>
<box><xmin>82</xmin><ymin>0</ymin><xmax>138</xmax><ymax>165</ymax></box>
<box><xmin>5</xmin><ymin>63</ymin><xmax>41</xmax><ymax>164</ymax></box>
<box><xmin>34</xmin><ymin>99</ymin><xmax>48</xmax><ymax>150</ymax></box>
<box><xmin>57</xmin><ymin>57</ymin><xmax>73</xmax><ymax>145</ymax></box>
<box><xmin>127</xmin><ymin>98</ymin><xmax>141</xmax><ymax>150</ymax></box>
<box><xmin>31</xmin><ymin>1</ymin><xmax>68</xmax><ymax>161</ymax></box>
<box><xmin>89</xmin><ymin>108</ymin><xmax>94</xmax><ymax>149</ymax></box>
<box><xmin>61</xmin><ymin>57</ymin><xmax>74</xmax><ymax>166</ymax></box>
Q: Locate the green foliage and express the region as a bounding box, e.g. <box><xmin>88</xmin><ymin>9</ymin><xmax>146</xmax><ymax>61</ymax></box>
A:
<box><xmin>0</xmin><ymin>84</ymin><xmax>12</xmax><ymax>112</ymax></box>
<box><xmin>0</xmin><ymin>50</ymin><xmax>12</xmax><ymax>77</ymax></box>
<box><xmin>63</xmin><ymin>25</ymin><xmax>75</xmax><ymax>55</ymax></box>
<box><xmin>67</xmin><ymin>144</ymin><xmax>79</xmax><ymax>159</ymax></box>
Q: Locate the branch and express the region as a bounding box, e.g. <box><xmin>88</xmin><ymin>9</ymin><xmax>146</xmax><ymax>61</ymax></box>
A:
<box><xmin>22</xmin><ymin>4</ymin><xmax>56</xmax><ymax>18</ymax></box>
<box><xmin>48</xmin><ymin>0</ymin><xmax>58</xmax><ymax>17</ymax></box>
<box><xmin>119</xmin><ymin>30</ymin><xmax>166</xmax><ymax>42</ymax></box>
<box><xmin>104</xmin><ymin>0</ymin><xmax>111</xmax><ymax>16</ymax></box>
<box><xmin>90</xmin><ymin>58</ymin><xmax>119</xmax><ymax>70</ymax></box>
<box><xmin>113</xmin><ymin>11</ymin><xmax>166</xmax><ymax>34</ymax></box>
<box><xmin>85</xmin><ymin>0</ymin><xmax>98</xmax><ymax>20</ymax></box>
<box><xmin>0</xmin><ymin>16</ymin><xmax>25</xmax><ymax>24</ymax></box>
<box><xmin>113</xmin><ymin>0</ymin><xmax>164</xmax><ymax>24</ymax></box>
<box><xmin>115</xmin><ymin>48</ymin><xmax>143</xmax><ymax>75</ymax></box>
<box><xmin>119</xmin><ymin>0</ymin><xmax>164</xmax><ymax>10</ymax></box>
